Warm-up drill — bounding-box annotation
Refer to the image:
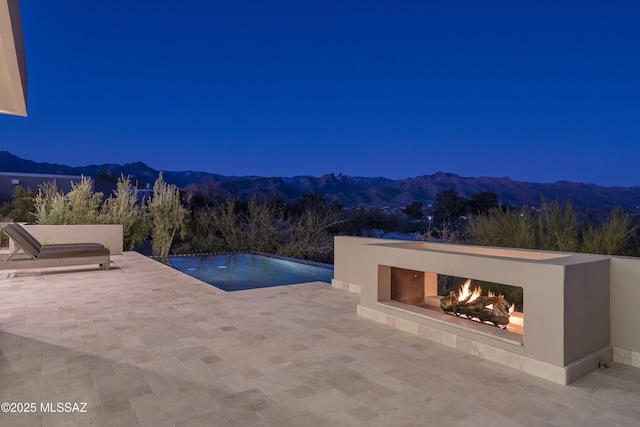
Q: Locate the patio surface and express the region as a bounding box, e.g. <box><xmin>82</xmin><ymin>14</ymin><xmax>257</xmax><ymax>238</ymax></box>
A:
<box><xmin>1</xmin><ymin>252</ymin><xmax>639</xmax><ymax>427</ymax></box>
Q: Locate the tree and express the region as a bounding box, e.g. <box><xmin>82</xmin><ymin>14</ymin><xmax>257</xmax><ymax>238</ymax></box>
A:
<box><xmin>0</xmin><ymin>185</ymin><xmax>36</xmax><ymax>222</ymax></box>
<box><xmin>101</xmin><ymin>176</ymin><xmax>150</xmax><ymax>250</ymax></box>
<box><xmin>344</xmin><ymin>207</ymin><xmax>402</xmax><ymax>237</ymax></box>
<box><xmin>182</xmin><ymin>176</ymin><xmax>219</xmax><ymax>209</ymax></box>
<box><xmin>207</xmin><ymin>198</ymin><xmax>246</xmax><ymax>252</ymax></box>
<box><xmin>188</xmin><ymin>207</ymin><xmax>228</xmax><ymax>253</ymax></box>
<box><xmin>297</xmin><ymin>193</ymin><xmax>326</xmax><ymax>210</ymax></box>
<box><xmin>469</xmin><ymin>191</ymin><xmax>498</xmax><ymax>215</ymax></box>
<box><xmin>148</xmin><ymin>172</ymin><xmax>188</xmax><ymax>257</ymax></box>
<box><xmin>280</xmin><ymin>205</ymin><xmax>345</xmax><ymax>262</ymax></box>
<box><xmin>33</xmin><ymin>176</ymin><xmax>103</xmax><ymax>225</ymax></box>
<box><xmin>65</xmin><ymin>176</ymin><xmax>104</xmax><ymax>224</ymax></box>
<box><xmin>536</xmin><ymin>199</ymin><xmax>579</xmax><ymax>252</ymax></box>
<box><xmin>33</xmin><ymin>181</ymin><xmax>66</xmax><ymax>224</ymax></box>
<box><xmin>582</xmin><ymin>207</ymin><xmax>636</xmax><ymax>255</ymax></box>
<box><xmin>244</xmin><ymin>197</ymin><xmax>285</xmax><ymax>253</ymax></box>
<box><xmin>433</xmin><ymin>189</ymin><xmax>469</xmax><ymax>225</ymax></box>
<box><xmin>468</xmin><ymin>205</ymin><xmax>536</xmax><ymax>249</ymax></box>
<box><xmin>403</xmin><ymin>201</ymin><xmax>424</xmax><ymax>219</ymax></box>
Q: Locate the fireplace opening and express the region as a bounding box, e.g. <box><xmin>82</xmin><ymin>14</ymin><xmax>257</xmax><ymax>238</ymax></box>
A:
<box><xmin>389</xmin><ymin>267</ymin><xmax>524</xmax><ymax>334</ymax></box>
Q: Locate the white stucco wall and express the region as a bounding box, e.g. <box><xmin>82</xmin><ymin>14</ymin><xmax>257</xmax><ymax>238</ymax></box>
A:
<box><xmin>334</xmin><ymin>236</ymin><xmax>640</xmax><ymax>370</ymax></box>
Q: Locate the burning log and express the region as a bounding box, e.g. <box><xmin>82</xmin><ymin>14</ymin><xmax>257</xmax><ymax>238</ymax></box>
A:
<box><xmin>440</xmin><ymin>279</ymin><xmax>512</xmax><ymax>327</ymax></box>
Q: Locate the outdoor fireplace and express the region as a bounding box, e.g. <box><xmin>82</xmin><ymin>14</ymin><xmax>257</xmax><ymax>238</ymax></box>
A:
<box><xmin>439</xmin><ymin>279</ymin><xmax>514</xmax><ymax>328</ymax></box>
<box><xmin>336</xmin><ymin>239</ymin><xmax>614</xmax><ymax>384</ymax></box>
<box><xmin>390</xmin><ymin>268</ymin><xmax>523</xmax><ymax>334</ymax></box>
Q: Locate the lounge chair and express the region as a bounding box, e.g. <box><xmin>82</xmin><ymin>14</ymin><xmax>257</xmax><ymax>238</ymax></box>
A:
<box><xmin>1</xmin><ymin>223</ymin><xmax>110</xmax><ymax>270</ymax></box>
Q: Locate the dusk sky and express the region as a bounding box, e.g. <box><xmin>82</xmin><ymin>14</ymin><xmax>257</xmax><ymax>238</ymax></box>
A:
<box><xmin>2</xmin><ymin>1</ymin><xmax>639</xmax><ymax>187</ymax></box>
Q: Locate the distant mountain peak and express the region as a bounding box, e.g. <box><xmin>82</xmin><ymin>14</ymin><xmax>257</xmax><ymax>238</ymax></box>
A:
<box><xmin>0</xmin><ymin>151</ymin><xmax>638</xmax><ymax>211</ymax></box>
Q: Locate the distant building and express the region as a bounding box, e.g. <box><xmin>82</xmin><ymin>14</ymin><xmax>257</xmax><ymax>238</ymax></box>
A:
<box><xmin>0</xmin><ymin>172</ymin><xmax>88</xmax><ymax>201</ymax></box>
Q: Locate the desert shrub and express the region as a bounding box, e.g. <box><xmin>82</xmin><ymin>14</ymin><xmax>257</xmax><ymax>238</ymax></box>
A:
<box><xmin>468</xmin><ymin>205</ymin><xmax>536</xmax><ymax>249</ymax></box>
<box><xmin>419</xmin><ymin>221</ymin><xmax>468</xmax><ymax>243</ymax></box>
<box><xmin>470</xmin><ymin>199</ymin><xmax>638</xmax><ymax>257</ymax></box>
<box><xmin>279</xmin><ymin>205</ymin><xmax>345</xmax><ymax>263</ymax></box>
<box><xmin>148</xmin><ymin>172</ymin><xmax>188</xmax><ymax>257</ymax></box>
<box><xmin>537</xmin><ymin>199</ymin><xmax>579</xmax><ymax>252</ymax></box>
<box><xmin>33</xmin><ymin>181</ymin><xmax>65</xmax><ymax>224</ymax></box>
<box><xmin>193</xmin><ymin>197</ymin><xmax>285</xmax><ymax>253</ymax></box>
<box><xmin>206</xmin><ymin>198</ymin><xmax>246</xmax><ymax>252</ymax></box>
<box><xmin>244</xmin><ymin>198</ymin><xmax>285</xmax><ymax>253</ymax></box>
<box><xmin>581</xmin><ymin>207</ymin><xmax>636</xmax><ymax>255</ymax></box>
<box><xmin>0</xmin><ymin>186</ymin><xmax>36</xmax><ymax>222</ymax></box>
<box><xmin>101</xmin><ymin>176</ymin><xmax>150</xmax><ymax>250</ymax></box>
<box><xmin>184</xmin><ymin>196</ymin><xmax>344</xmax><ymax>262</ymax></box>
<box><xmin>34</xmin><ymin>177</ymin><xmax>103</xmax><ymax>225</ymax></box>
<box><xmin>343</xmin><ymin>207</ymin><xmax>403</xmax><ymax>237</ymax></box>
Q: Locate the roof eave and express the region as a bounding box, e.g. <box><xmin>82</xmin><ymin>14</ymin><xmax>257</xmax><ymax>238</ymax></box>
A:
<box><xmin>0</xmin><ymin>0</ymin><xmax>27</xmax><ymax>117</ymax></box>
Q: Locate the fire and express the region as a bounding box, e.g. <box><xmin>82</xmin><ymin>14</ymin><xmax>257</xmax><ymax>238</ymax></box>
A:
<box><xmin>457</xmin><ymin>279</ymin><xmax>481</xmax><ymax>303</ymax></box>
<box><xmin>440</xmin><ymin>278</ymin><xmax>516</xmax><ymax>329</ymax></box>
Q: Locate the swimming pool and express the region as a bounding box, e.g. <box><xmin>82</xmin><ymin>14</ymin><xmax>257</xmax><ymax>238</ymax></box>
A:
<box><xmin>169</xmin><ymin>253</ymin><xmax>334</xmax><ymax>292</ymax></box>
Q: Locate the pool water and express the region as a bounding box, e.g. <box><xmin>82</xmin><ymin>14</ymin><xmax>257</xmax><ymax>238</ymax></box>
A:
<box><xmin>170</xmin><ymin>253</ymin><xmax>334</xmax><ymax>292</ymax></box>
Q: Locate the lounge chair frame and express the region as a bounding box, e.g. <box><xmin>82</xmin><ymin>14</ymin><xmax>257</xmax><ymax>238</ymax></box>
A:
<box><xmin>1</xmin><ymin>223</ymin><xmax>110</xmax><ymax>270</ymax></box>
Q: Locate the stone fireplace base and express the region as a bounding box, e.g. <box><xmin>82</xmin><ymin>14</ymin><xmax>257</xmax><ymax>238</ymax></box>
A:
<box><xmin>335</xmin><ymin>239</ymin><xmax>614</xmax><ymax>385</ymax></box>
<box><xmin>356</xmin><ymin>303</ymin><xmax>612</xmax><ymax>385</ymax></box>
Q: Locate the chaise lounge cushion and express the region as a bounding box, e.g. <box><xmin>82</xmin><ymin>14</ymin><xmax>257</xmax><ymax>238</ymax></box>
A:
<box><xmin>38</xmin><ymin>243</ymin><xmax>110</xmax><ymax>259</ymax></box>
<box><xmin>3</xmin><ymin>223</ymin><xmax>41</xmax><ymax>258</ymax></box>
<box><xmin>1</xmin><ymin>223</ymin><xmax>111</xmax><ymax>271</ymax></box>
<box><xmin>2</xmin><ymin>223</ymin><xmax>110</xmax><ymax>260</ymax></box>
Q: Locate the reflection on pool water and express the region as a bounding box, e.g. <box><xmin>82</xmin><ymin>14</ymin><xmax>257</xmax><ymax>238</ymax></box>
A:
<box><xmin>170</xmin><ymin>253</ymin><xmax>334</xmax><ymax>292</ymax></box>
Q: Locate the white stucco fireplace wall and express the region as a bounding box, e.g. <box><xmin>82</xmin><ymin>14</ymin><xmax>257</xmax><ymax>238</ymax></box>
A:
<box><xmin>332</xmin><ymin>236</ymin><xmax>630</xmax><ymax>385</ymax></box>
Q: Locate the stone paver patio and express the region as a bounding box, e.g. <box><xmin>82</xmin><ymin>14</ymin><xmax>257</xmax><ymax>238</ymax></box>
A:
<box><xmin>1</xmin><ymin>252</ymin><xmax>639</xmax><ymax>426</ymax></box>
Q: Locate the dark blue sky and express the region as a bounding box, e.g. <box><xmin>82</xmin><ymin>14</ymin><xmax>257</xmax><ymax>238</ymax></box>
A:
<box><xmin>2</xmin><ymin>1</ymin><xmax>639</xmax><ymax>187</ymax></box>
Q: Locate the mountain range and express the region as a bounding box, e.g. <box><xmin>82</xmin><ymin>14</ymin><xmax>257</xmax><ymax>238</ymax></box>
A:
<box><xmin>1</xmin><ymin>151</ymin><xmax>638</xmax><ymax>211</ymax></box>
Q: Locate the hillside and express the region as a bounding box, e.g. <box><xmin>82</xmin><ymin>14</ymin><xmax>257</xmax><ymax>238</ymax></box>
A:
<box><xmin>1</xmin><ymin>151</ymin><xmax>638</xmax><ymax>211</ymax></box>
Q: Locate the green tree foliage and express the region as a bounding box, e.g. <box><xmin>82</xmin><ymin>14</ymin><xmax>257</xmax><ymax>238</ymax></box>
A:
<box><xmin>95</xmin><ymin>171</ymin><xmax>120</xmax><ymax>183</ymax></box>
<box><xmin>582</xmin><ymin>207</ymin><xmax>636</xmax><ymax>255</ymax></box>
<box><xmin>182</xmin><ymin>176</ymin><xmax>218</xmax><ymax>209</ymax></box>
<box><xmin>470</xmin><ymin>200</ymin><xmax>637</xmax><ymax>256</ymax></box>
<box><xmin>468</xmin><ymin>205</ymin><xmax>537</xmax><ymax>249</ymax></box>
<box><xmin>34</xmin><ymin>177</ymin><xmax>103</xmax><ymax>225</ymax></box>
<box><xmin>344</xmin><ymin>207</ymin><xmax>403</xmax><ymax>237</ymax></box>
<box><xmin>193</xmin><ymin>198</ymin><xmax>285</xmax><ymax>254</ymax></box>
<box><xmin>148</xmin><ymin>172</ymin><xmax>188</xmax><ymax>257</ymax></box>
<box><xmin>188</xmin><ymin>208</ymin><xmax>227</xmax><ymax>253</ymax></box>
<box><xmin>184</xmin><ymin>196</ymin><xmax>345</xmax><ymax>263</ymax></box>
<box><xmin>469</xmin><ymin>191</ymin><xmax>498</xmax><ymax>215</ymax></box>
<box><xmin>466</xmin><ymin>208</ymin><xmax>502</xmax><ymax>246</ymax></box>
<box><xmin>101</xmin><ymin>176</ymin><xmax>150</xmax><ymax>250</ymax></box>
<box><xmin>65</xmin><ymin>177</ymin><xmax>104</xmax><ymax>224</ymax></box>
<box><xmin>244</xmin><ymin>198</ymin><xmax>285</xmax><ymax>253</ymax></box>
<box><xmin>433</xmin><ymin>189</ymin><xmax>469</xmax><ymax>225</ymax></box>
<box><xmin>402</xmin><ymin>201</ymin><xmax>424</xmax><ymax>219</ymax></box>
<box><xmin>32</xmin><ymin>176</ymin><xmax>152</xmax><ymax>250</ymax></box>
<box><xmin>295</xmin><ymin>193</ymin><xmax>327</xmax><ymax>212</ymax></box>
<box><xmin>537</xmin><ymin>199</ymin><xmax>579</xmax><ymax>252</ymax></box>
<box><xmin>279</xmin><ymin>205</ymin><xmax>345</xmax><ymax>262</ymax></box>
<box><xmin>0</xmin><ymin>185</ymin><xmax>36</xmax><ymax>222</ymax></box>
<box><xmin>206</xmin><ymin>198</ymin><xmax>246</xmax><ymax>252</ymax></box>
<box><xmin>33</xmin><ymin>181</ymin><xmax>65</xmax><ymax>224</ymax></box>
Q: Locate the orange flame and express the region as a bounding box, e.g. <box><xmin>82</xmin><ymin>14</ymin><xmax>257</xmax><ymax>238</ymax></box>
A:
<box><xmin>457</xmin><ymin>279</ymin><xmax>481</xmax><ymax>303</ymax></box>
<box><xmin>456</xmin><ymin>279</ymin><xmax>515</xmax><ymax>315</ymax></box>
